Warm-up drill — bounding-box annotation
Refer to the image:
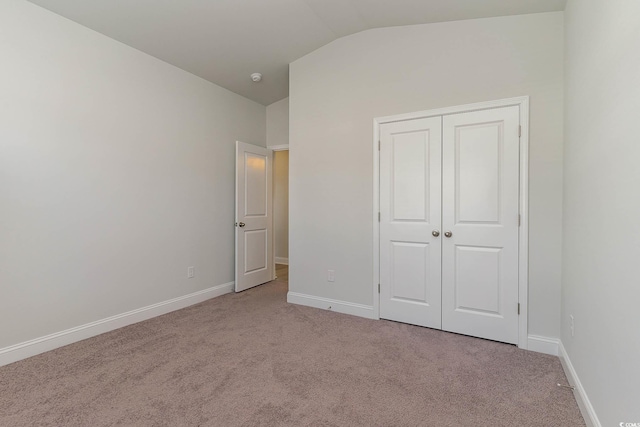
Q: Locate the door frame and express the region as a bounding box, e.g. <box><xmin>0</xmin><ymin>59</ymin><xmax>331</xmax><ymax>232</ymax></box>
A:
<box><xmin>372</xmin><ymin>96</ymin><xmax>530</xmax><ymax>349</ymax></box>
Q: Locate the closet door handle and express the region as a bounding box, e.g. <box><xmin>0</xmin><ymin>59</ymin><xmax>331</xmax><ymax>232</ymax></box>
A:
<box><xmin>444</xmin><ymin>231</ymin><xmax>452</xmax><ymax>238</ymax></box>
<box><xmin>432</xmin><ymin>230</ymin><xmax>440</xmax><ymax>237</ymax></box>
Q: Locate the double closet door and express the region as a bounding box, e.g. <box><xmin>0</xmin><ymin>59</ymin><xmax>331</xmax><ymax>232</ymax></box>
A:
<box><xmin>379</xmin><ymin>106</ymin><xmax>520</xmax><ymax>344</ymax></box>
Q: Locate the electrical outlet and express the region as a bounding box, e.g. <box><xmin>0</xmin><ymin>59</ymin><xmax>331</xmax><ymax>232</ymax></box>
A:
<box><xmin>569</xmin><ymin>314</ymin><xmax>574</xmax><ymax>337</ymax></box>
<box><xmin>327</xmin><ymin>270</ymin><xmax>335</xmax><ymax>282</ymax></box>
<box><xmin>187</xmin><ymin>266</ymin><xmax>195</xmax><ymax>279</ymax></box>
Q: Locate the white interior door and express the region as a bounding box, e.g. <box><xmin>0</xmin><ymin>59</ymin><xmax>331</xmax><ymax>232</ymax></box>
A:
<box><xmin>379</xmin><ymin>117</ymin><xmax>442</xmax><ymax>329</ymax></box>
<box><xmin>235</xmin><ymin>141</ymin><xmax>273</xmax><ymax>292</ymax></box>
<box><xmin>441</xmin><ymin>106</ymin><xmax>520</xmax><ymax>344</ymax></box>
<box><xmin>378</xmin><ymin>104</ymin><xmax>521</xmax><ymax>345</ymax></box>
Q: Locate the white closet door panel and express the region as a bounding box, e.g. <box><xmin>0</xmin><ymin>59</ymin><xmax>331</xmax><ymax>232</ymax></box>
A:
<box><xmin>454</xmin><ymin>246</ymin><xmax>501</xmax><ymax>315</ymax></box>
<box><xmin>379</xmin><ymin>117</ymin><xmax>442</xmax><ymax>328</ymax></box>
<box><xmin>441</xmin><ymin>106</ymin><xmax>520</xmax><ymax>344</ymax></box>
<box><xmin>456</xmin><ymin>124</ymin><xmax>501</xmax><ymax>223</ymax></box>
<box><xmin>390</xmin><ymin>241</ymin><xmax>431</xmax><ymax>302</ymax></box>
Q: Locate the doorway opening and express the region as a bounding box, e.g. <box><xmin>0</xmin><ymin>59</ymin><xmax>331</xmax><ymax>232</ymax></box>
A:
<box><xmin>272</xmin><ymin>146</ymin><xmax>289</xmax><ymax>281</ymax></box>
<box><xmin>234</xmin><ymin>142</ymin><xmax>289</xmax><ymax>291</ymax></box>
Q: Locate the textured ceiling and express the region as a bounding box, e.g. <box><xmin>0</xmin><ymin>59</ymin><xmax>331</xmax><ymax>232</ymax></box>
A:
<box><xmin>27</xmin><ymin>0</ymin><xmax>566</xmax><ymax>105</ymax></box>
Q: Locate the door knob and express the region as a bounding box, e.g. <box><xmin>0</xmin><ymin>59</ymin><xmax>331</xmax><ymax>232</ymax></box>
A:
<box><xmin>238</xmin><ymin>222</ymin><xmax>246</xmax><ymax>228</ymax></box>
<box><xmin>444</xmin><ymin>231</ymin><xmax>452</xmax><ymax>238</ymax></box>
<box><xmin>432</xmin><ymin>230</ymin><xmax>440</xmax><ymax>237</ymax></box>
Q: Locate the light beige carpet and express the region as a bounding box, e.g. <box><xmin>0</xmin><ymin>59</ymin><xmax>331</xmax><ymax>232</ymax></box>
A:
<box><xmin>0</xmin><ymin>269</ymin><xmax>584</xmax><ymax>426</ymax></box>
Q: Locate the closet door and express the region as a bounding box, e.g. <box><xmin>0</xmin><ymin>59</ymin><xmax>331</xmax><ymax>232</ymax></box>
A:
<box><xmin>441</xmin><ymin>106</ymin><xmax>520</xmax><ymax>344</ymax></box>
<box><xmin>379</xmin><ymin>117</ymin><xmax>442</xmax><ymax>328</ymax></box>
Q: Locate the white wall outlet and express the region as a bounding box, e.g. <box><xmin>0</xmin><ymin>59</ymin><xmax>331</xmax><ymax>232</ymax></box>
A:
<box><xmin>569</xmin><ymin>314</ymin><xmax>575</xmax><ymax>337</ymax></box>
<box><xmin>187</xmin><ymin>266</ymin><xmax>195</xmax><ymax>279</ymax></box>
<box><xmin>327</xmin><ymin>270</ymin><xmax>335</xmax><ymax>282</ymax></box>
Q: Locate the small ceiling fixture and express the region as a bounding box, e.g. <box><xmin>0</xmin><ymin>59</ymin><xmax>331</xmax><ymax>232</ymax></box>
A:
<box><xmin>250</xmin><ymin>73</ymin><xmax>262</xmax><ymax>82</ymax></box>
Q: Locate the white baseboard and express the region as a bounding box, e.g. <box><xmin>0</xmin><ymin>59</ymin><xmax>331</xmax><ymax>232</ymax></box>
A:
<box><xmin>275</xmin><ymin>257</ymin><xmax>289</xmax><ymax>265</ymax></box>
<box><xmin>0</xmin><ymin>282</ymin><xmax>234</xmax><ymax>367</ymax></box>
<box><xmin>287</xmin><ymin>292</ymin><xmax>375</xmax><ymax>319</ymax></box>
<box><xmin>558</xmin><ymin>341</ymin><xmax>601</xmax><ymax>427</ymax></box>
<box><xmin>527</xmin><ymin>334</ymin><xmax>560</xmax><ymax>355</ymax></box>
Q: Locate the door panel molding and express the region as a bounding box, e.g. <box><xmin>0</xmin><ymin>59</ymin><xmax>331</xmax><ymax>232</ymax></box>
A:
<box><xmin>373</xmin><ymin>96</ymin><xmax>529</xmax><ymax>349</ymax></box>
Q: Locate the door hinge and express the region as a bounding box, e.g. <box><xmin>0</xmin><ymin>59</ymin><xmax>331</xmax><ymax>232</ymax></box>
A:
<box><xmin>378</xmin><ymin>212</ymin><xmax>381</xmax><ymax>222</ymax></box>
<box><xmin>378</xmin><ymin>283</ymin><xmax>380</xmax><ymax>293</ymax></box>
<box><xmin>378</xmin><ymin>140</ymin><xmax>381</xmax><ymax>151</ymax></box>
<box><xmin>518</xmin><ymin>214</ymin><xmax>521</xmax><ymax>226</ymax></box>
<box><xmin>518</xmin><ymin>125</ymin><xmax>522</xmax><ymax>138</ymax></box>
<box><xmin>518</xmin><ymin>303</ymin><xmax>521</xmax><ymax>315</ymax></box>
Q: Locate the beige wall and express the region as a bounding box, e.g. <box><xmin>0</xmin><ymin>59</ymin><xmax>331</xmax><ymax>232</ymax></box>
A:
<box><xmin>289</xmin><ymin>12</ymin><xmax>564</xmax><ymax>339</ymax></box>
<box><xmin>0</xmin><ymin>0</ymin><xmax>265</xmax><ymax>349</ymax></box>
<box><xmin>563</xmin><ymin>0</ymin><xmax>640</xmax><ymax>424</ymax></box>
<box><xmin>273</xmin><ymin>151</ymin><xmax>289</xmax><ymax>263</ymax></box>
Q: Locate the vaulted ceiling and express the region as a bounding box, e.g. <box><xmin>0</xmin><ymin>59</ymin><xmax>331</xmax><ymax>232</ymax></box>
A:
<box><xmin>28</xmin><ymin>0</ymin><xmax>566</xmax><ymax>105</ymax></box>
